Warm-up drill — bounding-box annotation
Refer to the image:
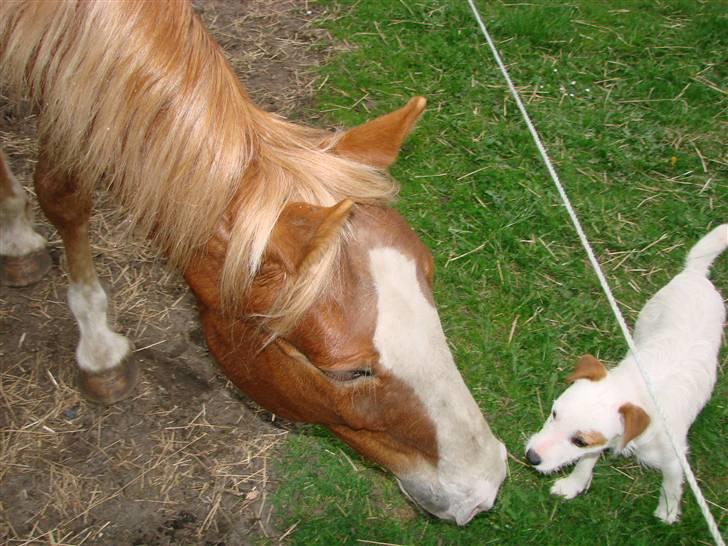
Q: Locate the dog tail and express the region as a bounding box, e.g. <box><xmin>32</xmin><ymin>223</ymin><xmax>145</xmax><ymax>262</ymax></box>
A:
<box><xmin>685</xmin><ymin>224</ymin><xmax>728</xmax><ymax>277</ymax></box>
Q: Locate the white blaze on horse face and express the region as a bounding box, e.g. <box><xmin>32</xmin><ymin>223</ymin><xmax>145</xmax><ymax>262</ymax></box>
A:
<box><xmin>0</xmin><ymin>159</ymin><xmax>47</xmax><ymax>257</ymax></box>
<box><xmin>369</xmin><ymin>247</ymin><xmax>507</xmax><ymax>525</ymax></box>
<box><xmin>68</xmin><ymin>281</ymin><xmax>131</xmax><ymax>372</ymax></box>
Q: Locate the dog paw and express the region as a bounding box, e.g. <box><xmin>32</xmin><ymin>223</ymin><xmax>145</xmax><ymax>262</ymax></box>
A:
<box><xmin>654</xmin><ymin>502</ymin><xmax>680</xmax><ymax>524</ymax></box>
<box><xmin>550</xmin><ymin>476</ymin><xmax>590</xmax><ymax>500</ymax></box>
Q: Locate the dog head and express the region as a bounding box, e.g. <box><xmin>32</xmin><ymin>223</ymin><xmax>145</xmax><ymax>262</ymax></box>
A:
<box><xmin>524</xmin><ymin>355</ymin><xmax>651</xmax><ymax>474</ymax></box>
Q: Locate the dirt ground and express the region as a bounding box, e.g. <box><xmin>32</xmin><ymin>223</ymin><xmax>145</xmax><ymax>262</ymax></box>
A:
<box><xmin>0</xmin><ymin>2</ymin><xmax>334</xmax><ymax>544</ymax></box>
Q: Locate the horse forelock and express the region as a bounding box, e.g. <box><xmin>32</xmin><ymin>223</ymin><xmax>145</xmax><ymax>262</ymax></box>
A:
<box><xmin>0</xmin><ymin>0</ymin><xmax>398</xmax><ymax>330</ymax></box>
<box><xmin>221</xmin><ymin>126</ymin><xmax>399</xmax><ymax>332</ymax></box>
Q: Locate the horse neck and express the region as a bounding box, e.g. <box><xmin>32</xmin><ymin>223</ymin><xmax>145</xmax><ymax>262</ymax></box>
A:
<box><xmin>0</xmin><ymin>0</ymin><xmax>269</xmax><ymax>266</ymax></box>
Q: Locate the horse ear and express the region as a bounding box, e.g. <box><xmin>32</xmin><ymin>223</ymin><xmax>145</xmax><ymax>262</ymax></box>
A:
<box><xmin>567</xmin><ymin>354</ymin><xmax>608</xmax><ymax>383</ymax></box>
<box><xmin>270</xmin><ymin>200</ymin><xmax>354</xmax><ymax>273</ymax></box>
<box><xmin>334</xmin><ymin>96</ymin><xmax>426</xmax><ymax>168</ymax></box>
<box><xmin>618</xmin><ymin>403</ymin><xmax>650</xmax><ymax>447</ymax></box>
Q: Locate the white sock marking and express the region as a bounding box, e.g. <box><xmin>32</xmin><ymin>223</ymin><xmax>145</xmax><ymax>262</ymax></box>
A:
<box><xmin>68</xmin><ymin>281</ymin><xmax>131</xmax><ymax>372</ymax></box>
<box><xmin>0</xmin><ymin>167</ymin><xmax>46</xmax><ymax>256</ymax></box>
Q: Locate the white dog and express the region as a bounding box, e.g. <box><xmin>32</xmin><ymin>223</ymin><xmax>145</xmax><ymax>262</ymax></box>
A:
<box><xmin>525</xmin><ymin>224</ymin><xmax>727</xmax><ymax>523</ymax></box>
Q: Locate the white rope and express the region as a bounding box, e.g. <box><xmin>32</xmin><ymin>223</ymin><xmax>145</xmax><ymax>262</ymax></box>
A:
<box><xmin>466</xmin><ymin>1</ymin><xmax>725</xmax><ymax>544</ymax></box>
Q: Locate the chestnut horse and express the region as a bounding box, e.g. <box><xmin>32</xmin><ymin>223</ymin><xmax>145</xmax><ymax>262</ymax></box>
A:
<box><xmin>0</xmin><ymin>1</ymin><xmax>506</xmax><ymax>524</ymax></box>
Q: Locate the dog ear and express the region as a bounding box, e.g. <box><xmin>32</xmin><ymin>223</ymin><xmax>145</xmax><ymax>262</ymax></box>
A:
<box><xmin>334</xmin><ymin>96</ymin><xmax>426</xmax><ymax>168</ymax></box>
<box><xmin>618</xmin><ymin>403</ymin><xmax>651</xmax><ymax>447</ymax></box>
<box><xmin>567</xmin><ymin>354</ymin><xmax>608</xmax><ymax>383</ymax></box>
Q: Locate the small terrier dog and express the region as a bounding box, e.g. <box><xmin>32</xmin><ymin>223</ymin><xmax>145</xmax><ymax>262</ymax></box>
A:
<box><xmin>525</xmin><ymin>224</ymin><xmax>727</xmax><ymax>523</ymax></box>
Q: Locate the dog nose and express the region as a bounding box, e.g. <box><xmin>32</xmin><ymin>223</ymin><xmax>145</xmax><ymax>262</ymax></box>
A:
<box><xmin>525</xmin><ymin>448</ymin><xmax>542</xmax><ymax>466</ymax></box>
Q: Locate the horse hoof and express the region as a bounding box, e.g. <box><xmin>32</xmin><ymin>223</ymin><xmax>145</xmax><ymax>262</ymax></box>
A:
<box><xmin>0</xmin><ymin>248</ymin><xmax>52</xmax><ymax>287</ymax></box>
<box><xmin>78</xmin><ymin>357</ymin><xmax>139</xmax><ymax>405</ymax></box>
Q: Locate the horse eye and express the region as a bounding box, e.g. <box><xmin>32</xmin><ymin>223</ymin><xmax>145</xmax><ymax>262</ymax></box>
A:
<box><xmin>571</xmin><ymin>435</ymin><xmax>588</xmax><ymax>448</ymax></box>
<box><xmin>324</xmin><ymin>368</ymin><xmax>373</xmax><ymax>382</ymax></box>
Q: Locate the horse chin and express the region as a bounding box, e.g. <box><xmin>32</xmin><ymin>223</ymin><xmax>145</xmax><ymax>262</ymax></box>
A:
<box><xmin>395</xmin><ymin>473</ymin><xmax>499</xmax><ymax>526</ymax></box>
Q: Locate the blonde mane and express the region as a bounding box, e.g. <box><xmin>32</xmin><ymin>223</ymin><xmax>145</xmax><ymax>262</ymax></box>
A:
<box><xmin>0</xmin><ymin>0</ymin><xmax>397</xmax><ymax>332</ymax></box>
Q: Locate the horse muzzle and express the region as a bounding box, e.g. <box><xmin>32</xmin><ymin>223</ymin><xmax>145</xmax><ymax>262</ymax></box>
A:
<box><xmin>396</xmin><ymin>472</ymin><xmax>502</xmax><ymax>526</ymax></box>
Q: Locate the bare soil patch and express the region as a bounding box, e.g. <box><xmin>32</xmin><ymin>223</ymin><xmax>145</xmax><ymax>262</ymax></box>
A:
<box><xmin>0</xmin><ymin>2</ymin><xmax>333</xmax><ymax>544</ymax></box>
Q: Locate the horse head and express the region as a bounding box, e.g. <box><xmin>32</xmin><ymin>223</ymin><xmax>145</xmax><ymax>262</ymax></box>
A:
<box><xmin>184</xmin><ymin>98</ymin><xmax>507</xmax><ymax>525</ymax></box>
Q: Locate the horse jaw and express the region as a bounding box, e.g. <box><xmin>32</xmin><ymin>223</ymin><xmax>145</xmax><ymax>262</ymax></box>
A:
<box><xmin>368</xmin><ymin>246</ymin><xmax>507</xmax><ymax>525</ymax></box>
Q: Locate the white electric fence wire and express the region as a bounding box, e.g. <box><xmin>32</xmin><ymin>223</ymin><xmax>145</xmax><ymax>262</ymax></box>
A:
<box><xmin>466</xmin><ymin>1</ymin><xmax>725</xmax><ymax>544</ymax></box>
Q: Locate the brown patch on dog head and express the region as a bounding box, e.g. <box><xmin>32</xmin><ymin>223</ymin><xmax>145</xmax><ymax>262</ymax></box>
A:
<box><xmin>580</xmin><ymin>431</ymin><xmax>608</xmax><ymax>447</ymax></box>
<box><xmin>618</xmin><ymin>403</ymin><xmax>651</xmax><ymax>447</ymax></box>
<box><xmin>567</xmin><ymin>354</ymin><xmax>608</xmax><ymax>383</ymax></box>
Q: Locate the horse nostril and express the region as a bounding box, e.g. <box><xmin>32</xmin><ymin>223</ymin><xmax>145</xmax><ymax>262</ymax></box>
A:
<box><xmin>525</xmin><ymin>448</ymin><xmax>542</xmax><ymax>466</ymax></box>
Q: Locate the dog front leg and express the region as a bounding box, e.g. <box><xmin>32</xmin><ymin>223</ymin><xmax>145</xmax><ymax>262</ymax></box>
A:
<box><xmin>654</xmin><ymin>460</ymin><xmax>683</xmax><ymax>524</ymax></box>
<box><xmin>550</xmin><ymin>452</ymin><xmax>600</xmax><ymax>499</ymax></box>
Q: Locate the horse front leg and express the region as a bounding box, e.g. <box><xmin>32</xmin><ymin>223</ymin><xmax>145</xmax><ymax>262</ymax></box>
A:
<box><xmin>34</xmin><ymin>153</ymin><xmax>138</xmax><ymax>404</ymax></box>
<box><xmin>0</xmin><ymin>150</ymin><xmax>52</xmax><ymax>286</ymax></box>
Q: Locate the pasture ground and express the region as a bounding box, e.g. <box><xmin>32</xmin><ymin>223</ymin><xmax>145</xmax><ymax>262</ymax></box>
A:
<box><xmin>0</xmin><ymin>1</ymin><xmax>328</xmax><ymax>544</ymax></box>
<box><xmin>1</xmin><ymin>1</ymin><xmax>726</xmax><ymax>546</ymax></box>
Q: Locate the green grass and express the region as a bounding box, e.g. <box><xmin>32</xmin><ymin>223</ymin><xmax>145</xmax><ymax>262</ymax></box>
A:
<box><xmin>271</xmin><ymin>1</ymin><xmax>727</xmax><ymax>544</ymax></box>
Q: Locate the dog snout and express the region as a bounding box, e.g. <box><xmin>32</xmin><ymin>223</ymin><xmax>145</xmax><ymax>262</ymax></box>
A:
<box><xmin>525</xmin><ymin>448</ymin><xmax>542</xmax><ymax>466</ymax></box>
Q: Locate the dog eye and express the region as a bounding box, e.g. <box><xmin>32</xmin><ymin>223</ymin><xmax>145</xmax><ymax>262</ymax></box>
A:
<box><xmin>551</xmin><ymin>410</ymin><xmax>557</xmax><ymax>419</ymax></box>
<box><xmin>571</xmin><ymin>436</ymin><xmax>588</xmax><ymax>448</ymax></box>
